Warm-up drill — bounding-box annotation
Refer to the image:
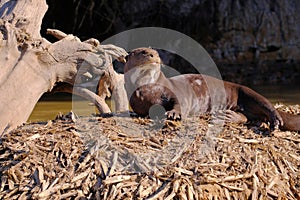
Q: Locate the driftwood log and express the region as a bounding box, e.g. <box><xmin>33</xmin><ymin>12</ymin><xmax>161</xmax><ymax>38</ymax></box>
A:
<box><xmin>0</xmin><ymin>0</ymin><xmax>128</xmax><ymax>135</ymax></box>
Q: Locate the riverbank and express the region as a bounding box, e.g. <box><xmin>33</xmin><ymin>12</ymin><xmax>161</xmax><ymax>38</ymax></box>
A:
<box><xmin>1</xmin><ymin>104</ymin><xmax>299</xmax><ymax>199</ymax></box>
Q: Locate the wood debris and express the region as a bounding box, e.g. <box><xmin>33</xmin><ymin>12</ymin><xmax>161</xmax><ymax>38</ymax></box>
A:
<box><xmin>0</xmin><ymin>104</ymin><xmax>299</xmax><ymax>199</ymax></box>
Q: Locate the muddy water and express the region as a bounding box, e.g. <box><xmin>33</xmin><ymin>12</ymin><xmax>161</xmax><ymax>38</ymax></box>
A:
<box><xmin>28</xmin><ymin>84</ymin><xmax>300</xmax><ymax>122</ymax></box>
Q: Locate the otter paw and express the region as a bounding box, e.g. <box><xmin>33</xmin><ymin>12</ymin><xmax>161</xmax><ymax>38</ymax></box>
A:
<box><xmin>270</xmin><ymin>116</ymin><xmax>282</xmax><ymax>131</ymax></box>
<box><xmin>224</xmin><ymin>110</ymin><xmax>248</xmax><ymax>124</ymax></box>
<box><xmin>166</xmin><ymin>110</ymin><xmax>181</xmax><ymax>121</ymax></box>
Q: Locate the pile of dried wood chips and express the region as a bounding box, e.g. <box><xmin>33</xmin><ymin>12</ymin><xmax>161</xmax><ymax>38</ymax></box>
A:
<box><xmin>0</xmin><ymin>105</ymin><xmax>299</xmax><ymax>199</ymax></box>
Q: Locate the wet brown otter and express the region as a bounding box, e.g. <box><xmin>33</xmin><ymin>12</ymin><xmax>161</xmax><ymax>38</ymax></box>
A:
<box><xmin>124</xmin><ymin>47</ymin><xmax>300</xmax><ymax>132</ymax></box>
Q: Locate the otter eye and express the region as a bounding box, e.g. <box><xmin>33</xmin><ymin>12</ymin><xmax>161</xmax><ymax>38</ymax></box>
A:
<box><xmin>141</xmin><ymin>50</ymin><xmax>147</xmax><ymax>55</ymax></box>
<box><xmin>150</xmin><ymin>54</ymin><xmax>153</xmax><ymax>57</ymax></box>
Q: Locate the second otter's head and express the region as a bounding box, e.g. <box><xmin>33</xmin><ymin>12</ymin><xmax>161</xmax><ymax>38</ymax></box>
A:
<box><xmin>124</xmin><ymin>48</ymin><xmax>161</xmax><ymax>73</ymax></box>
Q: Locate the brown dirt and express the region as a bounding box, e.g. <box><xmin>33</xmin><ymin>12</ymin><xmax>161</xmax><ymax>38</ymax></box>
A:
<box><xmin>0</xmin><ymin>105</ymin><xmax>299</xmax><ymax>199</ymax></box>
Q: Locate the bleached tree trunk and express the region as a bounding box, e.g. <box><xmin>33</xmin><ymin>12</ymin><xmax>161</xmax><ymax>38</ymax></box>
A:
<box><xmin>0</xmin><ymin>0</ymin><xmax>128</xmax><ymax>135</ymax></box>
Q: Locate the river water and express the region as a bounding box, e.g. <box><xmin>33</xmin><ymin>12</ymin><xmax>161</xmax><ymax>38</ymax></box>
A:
<box><xmin>28</xmin><ymin>84</ymin><xmax>300</xmax><ymax>122</ymax></box>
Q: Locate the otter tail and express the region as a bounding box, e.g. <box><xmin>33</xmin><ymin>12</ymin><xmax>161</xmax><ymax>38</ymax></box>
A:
<box><xmin>277</xmin><ymin>110</ymin><xmax>300</xmax><ymax>132</ymax></box>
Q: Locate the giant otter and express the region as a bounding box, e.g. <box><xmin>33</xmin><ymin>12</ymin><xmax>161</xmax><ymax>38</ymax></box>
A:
<box><xmin>123</xmin><ymin>47</ymin><xmax>300</xmax><ymax>132</ymax></box>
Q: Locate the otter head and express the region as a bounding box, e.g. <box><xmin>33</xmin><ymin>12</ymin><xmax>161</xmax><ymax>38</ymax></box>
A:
<box><xmin>124</xmin><ymin>48</ymin><xmax>161</xmax><ymax>73</ymax></box>
<box><xmin>124</xmin><ymin>47</ymin><xmax>162</xmax><ymax>87</ymax></box>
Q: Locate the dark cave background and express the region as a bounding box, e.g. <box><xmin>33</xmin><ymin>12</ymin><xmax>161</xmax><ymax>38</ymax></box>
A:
<box><xmin>42</xmin><ymin>0</ymin><xmax>300</xmax><ymax>85</ymax></box>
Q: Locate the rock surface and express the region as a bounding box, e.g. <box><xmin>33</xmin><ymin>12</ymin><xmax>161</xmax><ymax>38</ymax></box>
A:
<box><xmin>119</xmin><ymin>0</ymin><xmax>300</xmax><ymax>64</ymax></box>
<box><xmin>43</xmin><ymin>0</ymin><xmax>300</xmax><ymax>84</ymax></box>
